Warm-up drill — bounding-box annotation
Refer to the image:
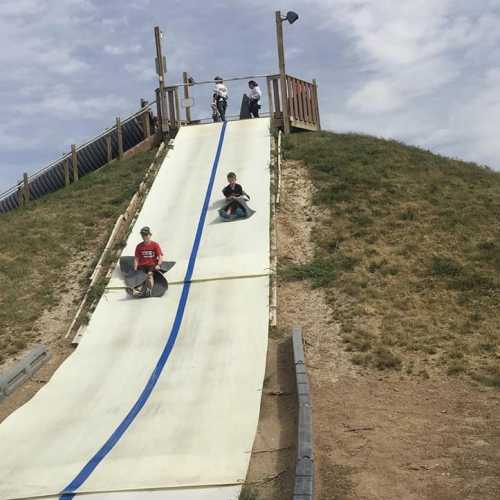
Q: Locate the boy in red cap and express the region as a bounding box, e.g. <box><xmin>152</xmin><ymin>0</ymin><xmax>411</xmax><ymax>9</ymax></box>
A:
<box><xmin>134</xmin><ymin>226</ymin><xmax>163</xmax><ymax>296</ymax></box>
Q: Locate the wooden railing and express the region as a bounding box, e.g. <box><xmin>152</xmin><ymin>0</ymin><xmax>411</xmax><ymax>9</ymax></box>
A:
<box><xmin>267</xmin><ymin>74</ymin><xmax>321</xmax><ymax>132</ymax></box>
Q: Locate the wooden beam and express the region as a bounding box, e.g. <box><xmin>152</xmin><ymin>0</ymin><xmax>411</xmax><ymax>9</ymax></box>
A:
<box><xmin>312</xmin><ymin>79</ymin><xmax>321</xmax><ymax>130</ymax></box>
<box><xmin>71</xmin><ymin>144</ymin><xmax>78</xmax><ymax>181</ymax></box>
<box><xmin>296</xmin><ymin>80</ymin><xmax>305</xmax><ymax>122</ymax></box>
<box><xmin>116</xmin><ymin>117</ymin><xmax>123</xmax><ymax>160</ymax></box>
<box><xmin>291</xmin><ymin>118</ymin><xmax>320</xmax><ymax>132</ymax></box>
<box><xmin>23</xmin><ymin>173</ymin><xmax>29</xmax><ymax>205</ymax></box>
<box><xmin>141</xmin><ymin>100</ymin><xmax>151</xmax><ymax>138</ymax></box>
<box><xmin>174</xmin><ymin>87</ymin><xmax>180</xmax><ymax>128</ymax></box>
<box><xmin>275</xmin><ymin>11</ymin><xmax>290</xmax><ymax>135</ymax></box>
<box><xmin>266</xmin><ymin>76</ymin><xmax>274</xmax><ymax>119</ymax></box>
<box><xmin>17</xmin><ymin>182</ymin><xmax>24</xmax><ymax>207</ymax></box>
<box><xmin>154</xmin><ymin>26</ymin><xmax>169</xmax><ymax>137</ymax></box>
<box><xmin>155</xmin><ymin>88</ymin><xmax>162</xmax><ymax>139</ymax></box>
<box><xmin>272</xmin><ymin>78</ymin><xmax>281</xmax><ymax>115</ymax></box>
<box><xmin>167</xmin><ymin>89</ymin><xmax>175</xmax><ymax>127</ymax></box>
<box><xmin>289</xmin><ymin>77</ymin><xmax>297</xmax><ymax>121</ymax></box>
<box><xmin>183</xmin><ymin>72</ymin><xmax>192</xmax><ymax>123</ymax></box>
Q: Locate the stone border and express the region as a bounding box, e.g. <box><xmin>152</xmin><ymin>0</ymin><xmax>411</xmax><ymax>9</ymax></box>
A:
<box><xmin>0</xmin><ymin>345</ymin><xmax>51</xmax><ymax>401</ymax></box>
<box><xmin>292</xmin><ymin>325</ymin><xmax>314</xmax><ymax>499</ymax></box>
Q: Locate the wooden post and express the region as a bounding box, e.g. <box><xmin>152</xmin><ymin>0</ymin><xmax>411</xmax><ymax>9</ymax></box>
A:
<box><xmin>266</xmin><ymin>76</ymin><xmax>274</xmax><ymax>120</ymax></box>
<box><xmin>71</xmin><ymin>144</ymin><xmax>78</xmax><ymax>182</ymax></box>
<box><xmin>182</xmin><ymin>72</ymin><xmax>192</xmax><ymax>123</ymax></box>
<box><xmin>275</xmin><ymin>11</ymin><xmax>290</xmax><ymax>135</ymax></box>
<box><xmin>17</xmin><ymin>182</ymin><xmax>24</xmax><ymax>207</ymax></box>
<box><xmin>23</xmin><ymin>173</ymin><xmax>30</xmax><ymax>205</ymax></box>
<box><xmin>116</xmin><ymin>117</ymin><xmax>123</xmax><ymax>160</ymax></box>
<box><xmin>64</xmin><ymin>158</ymin><xmax>70</xmax><ymax>186</ymax></box>
<box><xmin>312</xmin><ymin>78</ymin><xmax>321</xmax><ymax>130</ymax></box>
<box><xmin>141</xmin><ymin>99</ymin><xmax>151</xmax><ymax>138</ymax></box>
<box><xmin>155</xmin><ymin>88</ymin><xmax>162</xmax><ymax>138</ymax></box>
<box><xmin>272</xmin><ymin>78</ymin><xmax>281</xmax><ymax>114</ymax></box>
<box><xmin>106</xmin><ymin>134</ymin><xmax>112</xmax><ymax>163</ymax></box>
<box><xmin>167</xmin><ymin>88</ymin><xmax>176</xmax><ymax>128</ymax></box>
<box><xmin>174</xmin><ymin>87</ymin><xmax>180</xmax><ymax>128</ymax></box>
<box><xmin>154</xmin><ymin>26</ymin><xmax>169</xmax><ymax>137</ymax></box>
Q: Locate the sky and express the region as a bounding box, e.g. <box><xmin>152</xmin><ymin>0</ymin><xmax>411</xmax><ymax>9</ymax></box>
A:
<box><xmin>1</xmin><ymin>0</ymin><xmax>500</xmax><ymax>192</ymax></box>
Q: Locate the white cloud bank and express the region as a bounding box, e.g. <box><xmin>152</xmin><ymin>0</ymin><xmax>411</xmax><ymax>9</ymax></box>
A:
<box><xmin>1</xmin><ymin>0</ymin><xmax>500</xmax><ymax>190</ymax></box>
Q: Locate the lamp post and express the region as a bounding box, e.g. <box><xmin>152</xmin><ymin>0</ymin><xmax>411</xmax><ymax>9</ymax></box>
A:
<box><xmin>275</xmin><ymin>10</ymin><xmax>299</xmax><ymax>135</ymax></box>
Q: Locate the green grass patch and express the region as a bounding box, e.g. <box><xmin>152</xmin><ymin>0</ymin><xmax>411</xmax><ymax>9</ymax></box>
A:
<box><xmin>283</xmin><ymin>131</ymin><xmax>500</xmax><ymax>383</ymax></box>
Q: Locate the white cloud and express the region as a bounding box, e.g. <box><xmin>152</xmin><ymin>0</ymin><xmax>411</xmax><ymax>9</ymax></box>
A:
<box><xmin>104</xmin><ymin>44</ymin><xmax>143</xmax><ymax>56</ymax></box>
<box><xmin>2</xmin><ymin>0</ymin><xmax>500</xmax><ymax>193</ymax></box>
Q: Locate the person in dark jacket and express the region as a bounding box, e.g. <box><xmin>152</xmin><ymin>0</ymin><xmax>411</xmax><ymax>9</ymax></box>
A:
<box><xmin>220</xmin><ymin>172</ymin><xmax>248</xmax><ymax>219</ymax></box>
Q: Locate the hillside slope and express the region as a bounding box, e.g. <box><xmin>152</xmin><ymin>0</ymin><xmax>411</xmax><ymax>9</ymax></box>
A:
<box><xmin>282</xmin><ymin>131</ymin><xmax>500</xmax><ymax>387</ymax></box>
<box><xmin>0</xmin><ymin>148</ymin><xmax>158</xmax><ymax>367</ymax></box>
<box><xmin>276</xmin><ymin>132</ymin><xmax>499</xmax><ymax>500</ymax></box>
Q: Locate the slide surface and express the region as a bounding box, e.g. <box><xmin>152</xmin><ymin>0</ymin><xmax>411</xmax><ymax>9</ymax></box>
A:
<box><xmin>0</xmin><ymin>119</ymin><xmax>271</xmax><ymax>499</ymax></box>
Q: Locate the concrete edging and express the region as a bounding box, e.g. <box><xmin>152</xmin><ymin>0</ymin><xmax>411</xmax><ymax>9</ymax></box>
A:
<box><xmin>292</xmin><ymin>325</ymin><xmax>314</xmax><ymax>500</ymax></box>
<box><xmin>0</xmin><ymin>345</ymin><xmax>51</xmax><ymax>401</ymax></box>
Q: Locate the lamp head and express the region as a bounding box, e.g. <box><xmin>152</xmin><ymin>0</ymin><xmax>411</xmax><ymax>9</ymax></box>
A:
<box><xmin>285</xmin><ymin>11</ymin><xmax>299</xmax><ymax>24</ymax></box>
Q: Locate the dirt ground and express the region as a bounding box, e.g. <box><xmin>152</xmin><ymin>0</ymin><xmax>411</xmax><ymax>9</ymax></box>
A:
<box><xmin>246</xmin><ymin>337</ymin><xmax>297</xmax><ymax>499</ymax></box>
<box><xmin>267</xmin><ymin>159</ymin><xmax>500</xmax><ymax>500</ymax></box>
<box><xmin>0</xmin><ymin>251</ymin><xmax>97</xmax><ymax>423</ymax></box>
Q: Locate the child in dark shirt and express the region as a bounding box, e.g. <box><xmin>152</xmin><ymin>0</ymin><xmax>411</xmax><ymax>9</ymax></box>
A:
<box><xmin>220</xmin><ymin>172</ymin><xmax>248</xmax><ymax>219</ymax></box>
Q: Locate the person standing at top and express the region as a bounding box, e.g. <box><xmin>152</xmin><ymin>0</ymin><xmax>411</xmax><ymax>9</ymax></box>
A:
<box><xmin>212</xmin><ymin>76</ymin><xmax>228</xmax><ymax>122</ymax></box>
<box><xmin>133</xmin><ymin>226</ymin><xmax>163</xmax><ymax>297</ymax></box>
<box><xmin>248</xmin><ymin>80</ymin><xmax>262</xmax><ymax>118</ymax></box>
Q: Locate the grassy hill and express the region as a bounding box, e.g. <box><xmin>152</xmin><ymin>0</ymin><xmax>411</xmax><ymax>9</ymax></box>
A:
<box><xmin>282</xmin><ymin>131</ymin><xmax>500</xmax><ymax>388</ymax></box>
<box><xmin>0</xmin><ymin>148</ymin><xmax>159</xmax><ymax>364</ymax></box>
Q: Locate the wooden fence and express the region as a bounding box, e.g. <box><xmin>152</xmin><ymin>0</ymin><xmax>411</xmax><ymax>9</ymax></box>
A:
<box><xmin>0</xmin><ymin>102</ymin><xmax>158</xmax><ymax>214</ymax></box>
<box><xmin>267</xmin><ymin>74</ymin><xmax>321</xmax><ymax>132</ymax></box>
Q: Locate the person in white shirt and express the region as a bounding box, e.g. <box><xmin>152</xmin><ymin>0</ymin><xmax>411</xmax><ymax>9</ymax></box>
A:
<box><xmin>212</xmin><ymin>76</ymin><xmax>228</xmax><ymax>122</ymax></box>
<box><xmin>248</xmin><ymin>80</ymin><xmax>262</xmax><ymax>118</ymax></box>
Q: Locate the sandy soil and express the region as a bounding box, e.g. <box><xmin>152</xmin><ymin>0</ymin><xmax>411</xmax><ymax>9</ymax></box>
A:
<box><xmin>266</xmin><ymin>158</ymin><xmax>500</xmax><ymax>500</ymax></box>
<box><xmin>0</xmin><ymin>250</ymin><xmax>98</xmax><ymax>423</ymax></box>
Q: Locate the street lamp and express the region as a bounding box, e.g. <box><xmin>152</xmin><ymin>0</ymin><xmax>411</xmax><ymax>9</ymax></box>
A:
<box><xmin>275</xmin><ymin>11</ymin><xmax>299</xmax><ymax>135</ymax></box>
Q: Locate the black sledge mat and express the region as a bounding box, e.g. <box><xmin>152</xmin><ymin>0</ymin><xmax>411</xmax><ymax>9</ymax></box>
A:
<box><xmin>218</xmin><ymin>196</ymin><xmax>255</xmax><ymax>222</ymax></box>
<box><xmin>119</xmin><ymin>257</ymin><xmax>175</xmax><ymax>298</ymax></box>
<box><xmin>239</xmin><ymin>94</ymin><xmax>251</xmax><ymax>119</ymax></box>
<box><xmin>125</xmin><ymin>269</ymin><xmax>148</xmax><ymax>288</ymax></box>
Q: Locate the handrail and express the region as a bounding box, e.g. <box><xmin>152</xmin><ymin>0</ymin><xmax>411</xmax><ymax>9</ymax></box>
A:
<box><xmin>169</xmin><ymin>73</ymin><xmax>272</xmax><ymax>88</ymax></box>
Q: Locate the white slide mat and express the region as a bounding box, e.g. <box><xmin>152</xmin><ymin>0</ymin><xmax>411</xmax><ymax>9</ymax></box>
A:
<box><xmin>0</xmin><ymin>118</ymin><xmax>271</xmax><ymax>499</ymax></box>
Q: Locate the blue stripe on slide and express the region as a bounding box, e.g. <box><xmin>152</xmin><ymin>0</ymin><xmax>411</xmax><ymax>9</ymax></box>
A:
<box><xmin>59</xmin><ymin>122</ymin><xmax>228</xmax><ymax>499</ymax></box>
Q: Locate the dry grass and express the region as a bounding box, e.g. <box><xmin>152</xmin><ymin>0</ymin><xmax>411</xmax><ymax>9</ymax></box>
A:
<box><xmin>0</xmin><ymin>149</ymin><xmax>157</xmax><ymax>363</ymax></box>
<box><xmin>281</xmin><ymin>131</ymin><xmax>500</xmax><ymax>387</ymax></box>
